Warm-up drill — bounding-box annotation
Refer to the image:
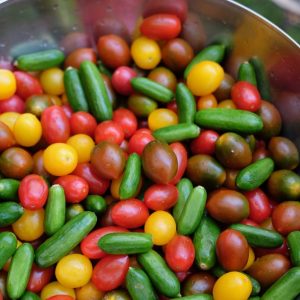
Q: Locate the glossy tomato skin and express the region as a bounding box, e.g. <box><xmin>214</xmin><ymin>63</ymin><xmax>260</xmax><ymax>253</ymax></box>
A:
<box><xmin>190</xmin><ymin>130</ymin><xmax>219</xmax><ymax>155</ymax></box>
<box><xmin>113</xmin><ymin>108</ymin><xmax>138</xmax><ymax>139</ymax></box>
<box><xmin>18</xmin><ymin>174</ymin><xmax>48</xmax><ymax>209</ymax></box>
<box><xmin>69</xmin><ymin>112</ymin><xmax>97</xmax><ymax>137</ymax></box>
<box><xmin>41</xmin><ymin>105</ymin><xmax>70</xmax><ymax>144</ymax></box>
<box><xmin>128</xmin><ymin>130</ymin><xmax>155</xmax><ymax>155</ymax></box>
<box><xmin>111</xmin><ymin>67</ymin><xmax>137</xmax><ymax>96</ymax></box>
<box><xmin>169</xmin><ymin>142</ymin><xmax>188</xmax><ymax>184</ymax></box>
<box><xmin>111</xmin><ymin>199</ymin><xmax>149</xmax><ymax>228</ymax></box>
<box><xmin>27</xmin><ymin>264</ymin><xmax>54</xmax><ymax>293</ymax></box>
<box><xmin>0</xmin><ymin>121</ymin><xmax>16</xmax><ymax>151</ymax></box>
<box><xmin>81</xmin><ymin>226</ymin><xmax>128</xmax><ymax>259</ymax></box>
<box><xmin>92</xmin><ymin>255</ymin><xmax>130</xmax><ymax>291</ymax></box>
<box><xmin>182</xmin><ymin>272</ymin><xmax>216</xmax><ymax>296</ymax></box>
<box><xmin>64</xmin><ymin>48</ymin><xmax>97</xmax><ymax>69</ymax></box>
<box><xmin>0</xmin><ymin>95</ymin><xmax>25</xmax><ymax>113</ymax></box>
<box><xmin>241</xmin><ymin>219</ymin><xmax>259</xmax><ymax>227</ymax></box>
<box><xmin>72</xmin><ymin>163</ymin><xmax>109</xmax><ymax>195</ymax></box>
<box><xmin>54</xmin><ymin>175</ymin><xmax>89</xmax><ymax>203</ymax></box>
<box><xmin>144</xmin><ymin>184</ymin><xmax>178</xmax><ymax>211</ymax></box>
<box><xmin>94</xmin><ymin>120</ymin><xmax>125</xmax><ymax>145</ymax></box>
<box><xmin>165</xmin><ymin>235</ymin><xmax>195</xmax><ymax>272</ymax></box>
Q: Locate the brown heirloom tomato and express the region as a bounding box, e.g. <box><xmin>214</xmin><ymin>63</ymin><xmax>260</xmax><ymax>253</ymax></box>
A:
<box><xmin>148</xmin><ymin>67</ymin><xmax>177</xmax><ymax>91</ymax></box>
<box><xmin>182</xmin><ymin>272</ymin><xmax>216</xmax><ymax>296</ymax></box>
<box><xmin>64</xmin><ymin>48</ymin><xmax>97</xmax><ymax>69</ymax></box>
<box><xmin>214</xmin><ymin>73</ymin><xmax>235</xmax><ymax>101</ymax></box>
<box><xmin>0</xmin><ymin>121</ymin><xmax>16</xmax><ymax>151</ymax></box>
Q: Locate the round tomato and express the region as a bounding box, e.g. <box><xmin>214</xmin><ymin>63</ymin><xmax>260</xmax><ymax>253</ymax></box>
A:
<box><xmin>66</xmin><ymin>204</ymin><xmax>84</xmax><ymax>221</ymax></box>
<box><xmin>40</xmin><ymin>281</ymin><xmax>75</xmax><ymax>300</ymax></box>
<box><xmin>27</xmin><ymin>264</ymin><xmax>54</xmax><ymax>293</ymax></box>
<box><xmin>148</xmin><ymin>67</ymin><xmax>177</xmax><ymax>91</ymax></box>
<box><xmin>190</xmin><ymin>130</ymin><xmax>219</xmax><ymax>155</ymax></box>
<box><xmin>0</xmin><ymin>111</ymin><xmax>20</xmax><ymax>130</ymax></box>
<box><xmin>64</xmin><ymin>48</ymin><xmax>97</xmax><ymax>69</ymax></box>
<box><xmin>197</xmin><ymin>94</ymin><xmax>218</xmax><ymax>109</ymax></box>
<box><xmin>111</xmin><ymin>66</ymin><xmax>137</xmax><ymax>96</ymax></box>
<box><xmin>169</xmin><ymin>142</ymin><xmax>188</xmax><ymax>184</ymax></box>
<box><xmin>40</xmin><ymin>68</ymin><xmax>65</xmax><ymax>96</ymax></box>
<box><xmin>0</xmin><ymin>95</ymin><xmax>25</xmax><ymax>113</ymax></box>
<box><xmin>0</xmin><ymin>121</ymin><xmax>16</xmax><ymax>151</ymax></box>
<box><xmin>46</xmin><ymin>296</ymin><xmax>74</xmax><ymax>300</ymax></box>
<box><xmin>0</xmin><ymin>69</ymin><xmax>16</xmax><ymax>100</ymax></box>
<box><xmin>76</xmin><ymin>281</ymin><xmax>104</xmax><ymax>300</ymax></box>
<box><xmin>148</xmin><ymin>108</ymin><xmax>178</xmax><ymax>131</ymax></box>
<box><xmin>128</xmin><ymin>129</ymin><xmax>155</xmax><ymax>155</ymax></box>
<box><xmin>182</xmin><ymin>272</ymin><xmax>216</xmax><ymax>295</ymax></box>
<box><xmin>70</xmin><ymin>111</ymin><xmax>97</xmax><ymax>137</ymax></box>
<box><xmin>67</xmin><ymin>134</ymin><xmax>95</xmax><ymax>163</ymax></box>
<box><xmin>94</xmin><ymin>120</ymin><xmax>125</xmax><ymax>145</ymax></box>
<box><xmin>113</xmin><ymin>108</ymin><xmax>137</xmax><ymax>138</ymax></box>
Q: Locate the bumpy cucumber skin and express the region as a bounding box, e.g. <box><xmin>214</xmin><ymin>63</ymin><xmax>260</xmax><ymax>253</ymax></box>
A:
<box><xmin>0</xmin><ymin>202</ymin><xmax>23</xmax><ymax>227</ymax></box>
<box><xmin>0</xmin><ymin>231</ymin><xmax>17</xmax><ymax>270</ymax></box>
<box><xmin>287</xmin><ymin>231</ymin><xmax>300</xmax><ymax>266</ymax></box>
<box><xmin>176</xmin><ymin>83</ymin><xmax>196</xmax><ymax>123</ymax></box>
<box><xmin>0</xmin><ymin>178</ymin><xmax>20</xmax><ymax>201</ymax></box>
<box><xmin>238</xmin><ymin>61</ymin><xmax>257</xmax><ymax>86</ymax></box>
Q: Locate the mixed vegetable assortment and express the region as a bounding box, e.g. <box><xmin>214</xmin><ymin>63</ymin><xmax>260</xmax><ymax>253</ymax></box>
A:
<box><xmin>0</xmin><ymin>4</ymin><xmax>300</xmax><ymax>300</ymax></box>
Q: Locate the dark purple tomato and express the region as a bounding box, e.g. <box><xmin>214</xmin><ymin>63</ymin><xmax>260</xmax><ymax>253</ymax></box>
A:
<box><xmin>182</xmin><ymin>272</ymin><xmax>216</xmax><ymax>296</ymax></box>
<box><xmin>214</xmin><ymin>73</ymin><xmax>235</xmax><ymax>101</ymax></box>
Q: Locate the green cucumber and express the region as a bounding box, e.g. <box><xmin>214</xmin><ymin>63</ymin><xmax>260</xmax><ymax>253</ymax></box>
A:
<box><xmin>195</xmin><ymin>108</ymin><xmax>263</xmax><ymax>134</ymax></box>
<box><xmin>193</xmin><ymin>216</ymin><xmax>220</xmax><ymax>270</ymax></box>
<box><xmin>131</xmin><ymin>77</ymin><xmax>174</xmax><ymax>103</ymax></box>
<box><xmin>85</xmin><ymin>195</ymin><xmax>107</xmax><ymax>215</ymax></box>
<box><xmin>176</xmin><ymin>83</ymin><xmax>196</xmax><ymax>123</ymax></box>
<box><xmin>99</xmin><ymin>232</ymin><xmax>152</xmax><ymax>254</ymax></box>
<box><xmin>0</xmin><ymin>178</ymin><xmax>20</xmax><ymax>201</ymax></box>
<box><xmin>153</xmin><ymin>123</ymin><xmax>200</xmax><ymax>143</ymax></box>
<box><xmin>236</xmin><ymin>158</ymin><xmax>275</xmax><ymax>191</ymax></box>
<box><xmin>178</xmin><ymin>186</ymin><xmax>207</xmax><ymax>235</ymax></box>
<box><xmin>126</xmin><ymin>267</ymin><xmax>157</xmax><ymax>300</ymax></box>
<box><xmin>211</xmin><ymin>265</ymin><xmax>226</xmax><ymax>277</ymax></box>
<box><xmin>173</xmin><ymin>178</ymin><xmax>193</xmax><ymax>222</ymax></box>
<box><xmin>15</xmin><ymin>49</ymin><xmax>65</xmax><ymax>71</ymax></box>
<box><xmin>249</xmin><ymin>297</ymin><xmax>261</xmax><ymax>300</ymax></box>
<box><xmin>7</xmin><ymin>243</ymin><xmax>34</xmax><ymax>299</ymax></box>
<box><xmin>20</xmin><ymin>291</ymin><xmax>41</xmax><ymax>300</ymax></box>
<box><xmin>172</xmin><ymin>295</ymin><xmax>213</xmax><ymax>300</ymax></box>
<box><xmin>261</xmin><ymin>267</ymin><xmax>300</xmax><ymax>300</ymax></box>
<box><xmin>238</xmin><ymin>61</ymin><xmax>257</xmax><ymax>86</ymax></box>
<box><xmin>0</xmin><ymin>231</ymin><xmax>17</xmax><ymax>270</ymax></box>
<box><xmin>64</xmin><ymin>68</ymin><xmax>89</xmax><ymax>112</ymax></box>
<box><xmin>287</xmin><ymin>231</ymin><xmax>300</xmax><ymax>266</ymax></box>
<box><xmin>119</xmin><ymin>153</ymin><xmax>142</xmax><ymax>200</ymax></box>
<box><xmin>35</xmin><ymin>211</ymin><xmax>97</xmax><ymax>267</ymax></box>
<box><xmin>0</xmin><ymin>202</ymin><xmax>23</xmax><ymax>227</ymax></box>
<box><xmin>230</xmin><ymin>224</ymin><xmax>283</xmax><ymax>248</ymax></box>
<box><xmin>44</xmin><ymin>184</ymin><xmax>66</xmax><ymax>236</ymax></box>
<box><xmin>137</xmin><ymin>250</ymin><xmax>180</xmax><ymax>298</ymax></box>
<box><xmin>184</xmin><ymin>44</ymin><xmax>226</xmax><ymax>79</ymax></box>
<box><xmin>98</xmin><ymin>60</ymin><xmax>112</xmax><ymax>77</ymax></box>
<box><xmin>248</xmin><ymin>275</ymin><xmax>261</xmax><ymax>296</ymax></box>
<box><xmin>80</xmin><ymin>60</ymin><xmax>112</xmax><ymax>121</ymax></box>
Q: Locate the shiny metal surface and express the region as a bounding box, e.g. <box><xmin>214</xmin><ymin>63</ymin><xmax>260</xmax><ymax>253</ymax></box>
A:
<box><xmin>0</xmin><ymin>0</ymin><xmax>299</xmax><ymax>151</ymax></box>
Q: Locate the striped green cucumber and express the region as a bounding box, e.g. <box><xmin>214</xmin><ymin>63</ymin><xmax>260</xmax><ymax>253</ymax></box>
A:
<box><xmin>193</xmin><ymin>215</ymin><xmax>220</xmax><ymax>270</ymax></box>
<box><xmin>153</xmin><ymin>123</ymin><xmax>200</xmax><ymax>143</ymax></box>
<box><xmin>261</xmin><ymin>267</ymin><xmax>300</xmax><ymax>300</ymax></box>
<box><xmin>195</xmin><ymin>108</ymin><xmax>263</xmax><ymax>134</ymax></box>
<box><xmin>0</xmin><ymin>178</ymin><xmax>20</xmax><ymax>201</ymax></box>
<box><xmin>184</xmin><ymin>44</ymin><xmax>226</xmax><ymax>79</ymax></box>
<box><xmin>119</xmin><ymin>153</ymin><xmax>142</xmax><ymax>199</ymax></box>
<box><xmin>238</xmin><ymin>61</ymin><xmax>257</xmax><ymax>86</ymax></box>
<box><xmin>126</xmin><ymin>267</ymin><xmax>157</xmax><ymax>300</ymax></box>
<box><xmin>172</xmin><ymin>295</ymin><xmax>213</xmax><ymax>300</ymax></box>
<box><xmin>0</xmin><ymin>202</ymin><xmax>23</xmax><ymax>227</ymax></box>
<box><xmin>79</xmin><ymin>60</ymin><xmax>112</xmax><ymax>121</ymax></box>
<box><xmin>131</xmin><ymin>77</ymin><xmax>174</xmax><ymax>103</ymax></box>
<box><xmin>99</xmin><ymin>232</ymin><xmax>153</xmax><ymax>254</ymax></box>
<box><xmin>137</xmin><ymin>249</ymin><xmax>180</xmax><ymax>298</ymax></box>
<box><xmin>35</xmin><ymin>211</ymin><xmax>97</xmax><ymax>267</ymax></box>
<box><xmin>7</xmin><ymin>243</ymin><xmax>34</xmax><ymax>299</ymax></box>
<box><xmin>64</xmin><ymin>68</ymin><xmax>89</xmax><ymax>112</ymax></box>
<box><xmin>236</xmin><ymin>158</ymin><xmax>275</xmax><ymax>191</ymax></box>
<box><xmin>44</xmin><ymin>184</ymin><xmax>66</xmax><ymax>236</ymax></box>
<box><xmin>175</xmin><ymin>83</ymin><xmax>196</xmax><ymax>123</ymax></box>
<box><xmin>178</xmin><ymin>186</ymin><xmax>207</xmax><ymax>235</ymax></box>
<box><xmin>15</xmin><ymin>49</ymin><xmax>65</xmax><ymax>71</ymax></box>
<box><xmin>0</xmin><ymin>231</ymin><xmax>17</xmax><ymax>270</ymax></box>
<box><xmin>173</xmin><ymin>178</ymin><xmax>193</xmax><ymax>222</ymax></box>
<box><xmin>20</xmin><ymin>291</ymin><xmax>41</xmax><ymax>300</ymax></box>
<box><xmin>287</xmin><ymin>231</ymin><xmax>300</xmax><ymax>266</ymax></box>
<box><xmin>230</xmin><ymin>224</ymin><xmax>283</xmax><ymax>248</ymax></box>
<box><xmin>85</xmin><ymin>195</ymin><xmax>107</xmax><ymax>215</ymax></box>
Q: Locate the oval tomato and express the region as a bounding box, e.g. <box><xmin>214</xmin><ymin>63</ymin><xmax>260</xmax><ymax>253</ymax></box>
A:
<box><xmin>0</xmin><ymin>95</ymin><xmax>25</xmax><ymax>113</ymax></box>
<box><xmin>190</xmin><ymin>130</ymin><xmax>219</xmax><ymax>155</ymax></box>
<box><xmin>169</xmin><ymin>142</ymin><xmax>188</xmax><ymax>184</ymax></box>
<box><xmin>27</xmin><ymin>264</ymin><xmax>54</xmax><ymax>293</ymax></box>
<box><xmin>113</xmin><ymin>108</ymin><xmax>138</xmax><ymax>138</ymax></box>
<box><xmin>69</xmin><ymin>112</ymin><xmax>97</xmax><ymax>137</ymax></box>
<box><xmin>111</xmin><ymin>67</ymin><xmax>137</xmax><ymax>96</ymax></box>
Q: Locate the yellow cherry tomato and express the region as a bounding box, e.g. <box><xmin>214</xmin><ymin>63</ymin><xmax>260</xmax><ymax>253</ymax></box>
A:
<box><xmin>197</xmin><ymin>94</ymin><xmax>218</xmax><ymax>110</ymax></box>
<box><xmin>76</xmin><ymin>281</ymin><xmax>104</xmax><ymax>300</ymax></box>
<box><xmin>13</xmin><ymin>113</ymin><xmax>42</xmax><ymax>147</ymax></box>
<box><xmin>187</xmin><ymin>61</ymin><xmax>224</xmax><ymax>96</ymax></box>
<box><xmin>218</xmin><ymin>99</ymin><xmax>237</xmax><ymax>109</ymax></box>
<box><xmin>213</xmin><ymin>271</ymin><xmax>252</xmax><ymax>300</ymax></box>
<box><xmin>0</xmin><ymin>69</ymin><xmax>16</xmax><ymax>100</ymax></box>
<box><xmin>55</xmin><ymin>254</ymin><xmax>93</xmax><ymax>289</ymax></box>
<box><xmin>43</xmin><ymin>143</ymin><xmax>78</xmax><ymax>176</ymax></box>
<box><xmin>148</xmin><ymin>108</ymin><xmax>178</xmax><ymax>131</ymax></box>
<box><xmin>41</xmin><ymin>281</ymin><xmax>75</xmax><ymax>300</ymax></box>
<box><xmin>243</xmin><ymin>247</ymin><xmax>255</xmax><ymax>270</ymax></box>
<box><xmin>131</xmin><ymin>36</ymin><xmax>161</xmax><ymax>69</ymax></box>
<box><xmin>144</xmin><ymin>211</ymin><xmax>176</xmax><ymax>245</ymax></box>
<box><xmin>0</xmin><ymin>112</ymin><xmax>20</xmax><ymax>131</ymax></box>
<box><xmin>67</xmin><ymin>134</ymin><xmax>95</xmax><ymax>163</ymax></box>
<box><xmin>12</xmin><ymin>208</ymin><xmax>44</xmax><ymax>241</ymax></box>
<box><xmin>40</xmin><ymin>67</ymin><xmax>65</xmax><ymax>96</ymax></box>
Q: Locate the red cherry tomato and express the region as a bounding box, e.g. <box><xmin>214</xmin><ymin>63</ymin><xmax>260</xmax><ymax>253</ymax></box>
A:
<box><xmin>190</xmin><ymin>130</ymin><xmax>219</xmax><ymax>155</ymax></box>
<box><xmin>254</xmin><ymin>239</ymin><xmax>289</xmax><ymax>258</ymax></box>
<box><xmin>41</xmin><ymin>105</ymin><xmax>70</xmax><ymax>144</ymax></box>
<box><xmin>244</xmin><ymin>188</ymin><xmax>272</xmax><ymax>224</ymax></box>
<box><xmin>47</xmin><ymin>296</ymin><xmax>74</xmax><ymax>300</ymax></box>
<box><xmin>92</xmin><ymin>255</ymin><xmax>129</xmax><ymax>291</ymax></box>
<box><xmin>54</xmin><ymin>175</ymin><xmax>89</xmax><ymax>203</ymax></box>
<box><xmin>0</xmin><ymin>292</ymin><xmax>3</xmax><ymax>300</ymax></box>
<box><xmin>113</xmin><ymin>108</ymin><xmax>138</xmax><ymax>138</ymax></box>
<box><xmin>14</xmin><ymin>71</ymin><xmax>43</xmax><ymax>100</ymax></box>
<box><xmin>70</xmin><ymin>111</ymin><xmax>97</xmax><ymax>137</ymax></box>
<box><xmin>72</xmin><ymin>163</ymin><xmax>110</xmax><ymax>195</ymax></box>
<box><xmin>27</xmin><ymin>264</ymin><xmax>53</xmax><ymax>293</ymax></box>
<box><xmin>165</xmin><ymin>235</ymin><xmax>195</xmax><ymax>272</ymax></box>
<box><xmin>241</xmin><ymin>219</ymin><xmax>259</xmax><ymax>227</ymax></box>
<box><xmin>169</xmin><ymin>142</ymin><xmax>187</xmax><ymax>184</ymax></box>
<box><xmin>61</xmin><ymin>104</ymin><xmax>73</xmax><ymax>119</ymax></box>
<box><xmin>81</xmin><ymin>226</ymin><xmax>128</xmax><ymax>259</ymax></box>
<box><xmin>144</xmin><ymin>184</ymin><xmax>178</xmax><ymax>211</ymax></box>
<box><xmin>111</xmin><ymin>66</ymin><xmax>137</xmax><ymax>96</ymax></box>
<box><xmin>0</xmin><ymin>95</ymin><xmax>25</xmax><ymax>113</ymax></box>
<box><xmin>141</xmin><ymin>14</ymin><xmax>182</xmax><ymax>40</ymax></box>
<box><xmin>111</xmin><ymin>199</ymin><xmax>149</xmax><ymax>228</ymax></box>
<box><xmin>18</xmin><ymin>174</ymin><xmax>48</xmax><ymax>210</ymax></box>
<box><xmin>231</xmin><ymin>81</ymin><xmax>262</xmax><ymax>112</ymax></box>
<box><xmin>94</xmin><ymin>120</ymin><xmax>125</xmax><ymax>145</ymax></box>
<box><xmin>128</xmin><ymin>129</ymin><xmax>155</xmax><ymax>155</ymax></box>
<box><xmin>166</xmin><ymin>100</ymin><xmax>178</xmax><ymax>114</ymax></box>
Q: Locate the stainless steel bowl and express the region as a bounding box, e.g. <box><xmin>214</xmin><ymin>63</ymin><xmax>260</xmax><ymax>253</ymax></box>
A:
<box><xmin>0</xmin><ymin>0</ymin><xmax>299</xmax><ymax>152</ymax></box>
